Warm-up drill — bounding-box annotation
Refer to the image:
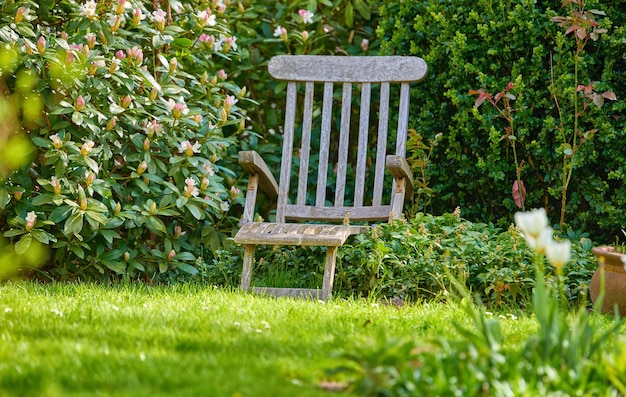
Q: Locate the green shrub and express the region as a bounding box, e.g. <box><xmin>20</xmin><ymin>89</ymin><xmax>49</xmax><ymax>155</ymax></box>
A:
<box><xmin>215</xmin><ymin>209</ymin><xmax>596</xmax><ymax>308</ymax></box>
<box><xmin>375</xmin><ymin>0</ymin><xmax>626</xmax><ymax>241</ymax></box>
<box><xmin>0</xmin><ymin>0</ymin><xmax>246</xmax><ymax>280</ymax></box>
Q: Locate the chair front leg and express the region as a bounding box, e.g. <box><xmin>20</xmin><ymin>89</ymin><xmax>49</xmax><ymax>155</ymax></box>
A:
<box><xmin>241</xmin><ymin>244</ymin><xmax>256</xmax><ymax>290</ymax></box>
<box><xmin>321</xmin><ymin>246</ymin><xmax>338</xmax><ymax>300</ymax></box>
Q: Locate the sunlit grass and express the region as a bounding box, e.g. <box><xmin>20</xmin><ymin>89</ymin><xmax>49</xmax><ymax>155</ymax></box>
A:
<box><xmin>0</xmin><ymin>282</ymin><xmax>549</xmax><ymax>396</ymax></box>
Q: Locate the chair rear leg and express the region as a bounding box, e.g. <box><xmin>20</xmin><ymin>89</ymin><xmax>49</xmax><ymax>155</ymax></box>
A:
<box><xmin>321</xmin><ymin>246</ymin><xmax>338</xmax><ymax>300</ymax></box>
<box><xmin>241</xmin><ymin>244</ymin><xmax>256</xmax><ymax>290</ymax></box>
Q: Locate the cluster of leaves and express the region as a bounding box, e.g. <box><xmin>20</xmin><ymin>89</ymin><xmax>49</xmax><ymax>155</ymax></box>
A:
<box><xmin>375</xmin><ymin>0</ymin><xmax>626</xmax><ymax>241</ymax></box>
<box><xmin>214</xmin><ymin>210</ymin><xmax>597</xmax><ymax>308</ymax></box>
<box><xmin>0</xmin><ymin>0</ymin><xmax>247</xmax><ymax>280</ymax></box>
<box><xmin>333</xmin><ymin>271</ymin><xmax>626</xmax><ymax>396</ymax></box>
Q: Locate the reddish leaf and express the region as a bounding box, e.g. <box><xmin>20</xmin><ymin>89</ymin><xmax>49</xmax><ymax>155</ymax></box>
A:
<box><xmin>601</xmin><ymin>91</ymin><xmax>617</xmax><ymax>100</ymax></box>
<box><xmin>592</xmin><ymin>93</ymin><xmax>605</xmax><ymax>107</ymax></box>
<box><xmin>512</xmin><ymin>180</ymin><xmax>527</xmax><ymax>209</ymax></box>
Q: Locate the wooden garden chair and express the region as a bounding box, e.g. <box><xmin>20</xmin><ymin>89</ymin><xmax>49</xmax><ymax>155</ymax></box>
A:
<box><xmin>235</xmin><ymin>55</ymin><xmax>428</xmax><ymax>300</ymax></box>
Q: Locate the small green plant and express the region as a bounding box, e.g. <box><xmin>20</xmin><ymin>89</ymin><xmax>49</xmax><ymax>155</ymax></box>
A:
<box><xmin>550</xmin><ymin>0</ymin><xmax>617</xmax><ymax>230</ymax></box>
<box><xmin>331</xmin><ymin>208</ymin><xmax>626</xmax><ymax>395</ymax></box>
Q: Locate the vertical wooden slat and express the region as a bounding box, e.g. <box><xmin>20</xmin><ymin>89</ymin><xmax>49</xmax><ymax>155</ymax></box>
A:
<box><xmin>334</xmin><ymin>83</ymin><xmax>352</xmax><ymax>207</ymax></box>
<box><xmin>354</xmin><ymin>83</ymin><xmax>371</xmax><ymax>207</ymax></box>
<box><xmin>373</xmin><ymin>82</ymin><xmax>390</xmax><ymax>206</ymax></box>
<box><xmin>316</xmin><ymin>82</ymin><xmax>334</xmax><ymax>207</ymax></box>
<box><xmin>297</xmin><ymin>82</ymin><xmax>315</xmax><ymax>206</ymax></box>
<box><xmin>395</xmin><ymin>83</ymin><xmax>411</xmax><ymax>157</ymax></box>
<box><xmin>276</xmin><ymin>82</ymin><xmax>297</xmax><ymax>223</ymax></box>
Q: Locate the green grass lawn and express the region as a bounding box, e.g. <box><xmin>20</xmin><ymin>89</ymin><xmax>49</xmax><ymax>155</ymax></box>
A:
<box><xmin>0</xmin><ymin>281</ymin><xmax>545</xmax><ymax>397</ymax></box>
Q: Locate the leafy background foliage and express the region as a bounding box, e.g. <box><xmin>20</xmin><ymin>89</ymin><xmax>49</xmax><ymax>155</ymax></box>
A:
<box><xmin>375</xmin><ymin>0</ymin><xmax>626</xmax><ymax>241</ymax></box>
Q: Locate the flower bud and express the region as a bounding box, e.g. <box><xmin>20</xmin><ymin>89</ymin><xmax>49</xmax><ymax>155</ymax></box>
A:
<box><xmin>106</xmin><ymin>117</ymin><xmax>116</xmax><ymax>130</ymax></box>
<box><xmin>85</xmin><ymin>172</ymin><xmax>96</xmax><ymax>187</ymax></box>
<box><xmin>75</xmin><ymin>95</ymin><xmax>85</xmax><ymax>111</ymax></box>
<box><xmin>123</xmin><ymin>251</ymin><xmax>130</xmax><ymax>262</ymax></box>
<box><xmin>25</xmin><ymin>212</ymin><xmax>36</xmax><ymax>232</ymax></box>
<box><xmin>115</xmin><ymin>0</ymin><xmax>126</xmax><ymax>15</ymax></box>
<box><xmin>37</xmin><ymin>36</ymin><xmax>46</xmax><ymax>55</ymax></box>
<box><xmin>301</xmin><ymin>30</ymin><xmax>309</xmax><ymax>42</ymax></box>
<box><xmin>132</xmin><ymin>8</ymin><xmax>143</xmax><ymax>25</ymax></box>
<box><xmin>78</xmin><ymin>186</ymin><xmax>88</xmax><ymax>210</ymax></box>
<box><xmin>149</xmin><ymin>88</ymin><xmax>159</xmax><ymax>101</ymax></box>
<box><xmin>169</xmin><ymin>57</ymin><xmax>177</xmax><ymax>74</ymax></box>
<box><xmin>167</xmin><ymin>249</ymin><xmax>176</xmax><ymax>261</ymax></box>
<box><xmin>200</xmin><ymin>177</ymin><xmax>209</xmax><ymax>190</ymax></box>
<box><xmin>200</xmin><ymin>71</ymin><xmax>208</xmax><ymax>84</ymax></box>
<box><xmin>150</xmin><ymin>201</ymin><xmax>157</xmax><ymax>215</ymax></box>
<box><xmin>13</xmin><ymin>191</ymin><xmax>23</xmax><ymax>201</ymax></box>
<box><xmin>15</xmin><ymin>7</ymin><xmax>27</xmax><ymax>23</ymax></box>
<box><xmin>137</xmin><ymin>161</ymin><xmax>147</xmax><ymax>175</ymax></box>
<box><xmin>121</xmin><ymin>95</ymin><xmax>132</xmax><ymax>109</ymax></box>
<box><xmin>143</xmin><ymin>138</ymin><xmax>150</xmax><ymax>151</ymax></box>
<box><xmin>114</xmin><ymin>201</ymin><xmax>121</xmax><ymax>215</ymax></box>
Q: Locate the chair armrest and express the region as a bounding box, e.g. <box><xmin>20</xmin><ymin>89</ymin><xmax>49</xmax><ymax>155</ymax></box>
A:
<box><xmin>386</xmin><ymin>155</ymin><xmax>414</xmax><ymax>196</ymax></box>
<box><xmin>238</xmin><ymin>150</ymin><xmax>279</xmax><ymax>199</ymax></box>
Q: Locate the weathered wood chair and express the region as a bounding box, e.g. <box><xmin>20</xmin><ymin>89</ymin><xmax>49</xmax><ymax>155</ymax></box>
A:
<box><xmin>235</xmin><ymin>55</ymin><xmax>428</xmax><ymax>300</ymax></box>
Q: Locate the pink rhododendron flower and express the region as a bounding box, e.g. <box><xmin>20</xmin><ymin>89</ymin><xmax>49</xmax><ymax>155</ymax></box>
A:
<box><xmin>80</xmin><ymin>0</ymin><xmax>98</xmax><ymax>20</ymax></box>
<box><xmin>51</xmin><ymin>176</ymin><xmax>62</xmax><ymax>195</ymax></box>
<box><xmin>217</xmin><ymin>69</ymin><xmax>227</xmax><ymax>80</ymax></box>
<box><xmin>298</xmin><ymin>9</ymin><xmax>314</xmax><ymax>24</ymax></box>
<box><xmin>151</xmin><ymin>9</ymin><xmax>167</xmax><ymax>31</ymax></box>
<box><xmin>179</xmin><ymin>140</ymin><xmax>201</xmax><ymax>157</ymax></box>
<box><xmin>81</xmin><ymin>140</ymin><xmax>95</xmax><ymax>156</ymax></box>
<box><xmin>50</xmin><ymin>134</ymin><xmax>63</xmax><ymax>149</ymax></box>
<box><xmin>183</xmin><ymin>178</ymin><xmax>199</xmax><ymax>197</ymax></box>
<box><xmin>273</xmin><ymin>26</ymin><xmax>288</xmax><ymax>41</ymax></box>
<box><xmin>15</xmin><ymin>7</ymin><xmax>28</xmax><ymax>23</ymax></box>
<box><xmin>145</xmin><ymin>119</ymin><xmax>162</xmax><ymax>137</ymax></box>
<box><xmin>25</xmin><ymin>211</ymin><xmax>37</xmax><ymax>232</ymax></box>
<box><xmin>197</xmin><ymin>10</ymin><xmax>216</xmax><ymax>27</ymax></box>
<box><xmin>132</xmin><ymin>8</ymin><xmax>145</xmax><ymax>25</ymax></box>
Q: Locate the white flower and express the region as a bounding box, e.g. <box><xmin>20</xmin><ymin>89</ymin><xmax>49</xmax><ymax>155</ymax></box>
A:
<box><xmin>298</xmin><ymin>9</ymin><xmax>314</xmax><ymax>24</ymax></box>
<box><xmin>545</xmin><ymin>239</ymin><xmax>572</xmax><ymax>270</ymax></box>
<box><xmin>514</xmin><ymin>208</ymin><xmax>548</xmax><ymax>240</ymax></box>
<box><xmin>80</xmin><ymin>0</ymin><xmax>98</xmax><ymax>20</ymax></box>
<box><xmin>273</xmin><ymin>25</ymin><xmax>284</xmax><ymax>37</ymax></box>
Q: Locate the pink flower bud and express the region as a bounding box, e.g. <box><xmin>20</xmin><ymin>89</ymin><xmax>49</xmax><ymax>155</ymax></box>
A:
<box><xmin>115</xmin><ymin>0</ymin><xmax>126</xmax><ymax>15</ymax></box>
<box><xmin>121</xmin><ymin>95</ymin><xmax>132</xmax><ymax>109</ymax></box>
<box><xmin>143</xmin><ymin>137</ymin><xmax>150</xmax><ymax>151</ymax></box>
<box><xmin>132</xmin><ymin>8</ymin><xmax>144</xmax><ymax>25</ymax></box>
<box><xmin>25</xmin><ymin>212</ymin><xmax>36</xmax><ymax>232</ymax></box>
<box><xmin>37</xmin><ymin>36</ymin><xmax>46</xmax><ymax>55</ymax></box>
<box><xmin>217</xmin><ymin>69</ymin><xmax>227</xmax><ymax>80</ymax></box>
<box><xmin>137</xmin><ymin>161</ymin><xmax>147</xmax><ymax>175</ymax></box>
<box><xmin>106</xmin><ymin>117</ymin><xmax>116</xmax><ymax>130</ymax></box>
<box><xmin>15</xmin><ymin>7</ymin><xmax>27</xmax><ymax>23</ymax></box>
<box><xmin>75</xmin><ymin>95</ymin><xmax>85</xmax><ymax>111</ymax></box>
<box><xmin>360</xmin><ymin>39</ymin><xmax>369</xmax><ymax>52</ymax></box>
<box><xmin>167</xmin><ymin>249</ymin><xmax>176</xmax><ymax>261</ymax></box>
<box><xmin>14</xmin><ymin>191</ymin><xmax>23</xmax><ymax>201</ymax></box>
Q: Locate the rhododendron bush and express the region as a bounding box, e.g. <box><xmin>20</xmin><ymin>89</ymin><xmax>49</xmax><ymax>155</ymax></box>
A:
<box><xmin>0</xmin><ymin>0</ymin><xmax>247</xmax><ymax>280</ymax></box>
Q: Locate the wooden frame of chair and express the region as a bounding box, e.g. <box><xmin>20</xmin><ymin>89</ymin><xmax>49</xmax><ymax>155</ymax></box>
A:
<box><xmin>235</xmin><ymin>55</ymin><xmax>428</xmax><ymax>300</ymax></box>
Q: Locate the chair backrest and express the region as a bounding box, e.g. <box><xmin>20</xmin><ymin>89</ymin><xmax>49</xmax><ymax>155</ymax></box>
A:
<box><xmin>268</xmin><ymin>55</ymin><xmax>427</xmax><ymax>224</ymax></box>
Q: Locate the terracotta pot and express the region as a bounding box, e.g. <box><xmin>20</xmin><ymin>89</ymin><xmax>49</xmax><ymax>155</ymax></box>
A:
<box><xmin>589</xmin><ymin>246</ymin><xmax>626</xmax><ymax>316</ymax></box>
